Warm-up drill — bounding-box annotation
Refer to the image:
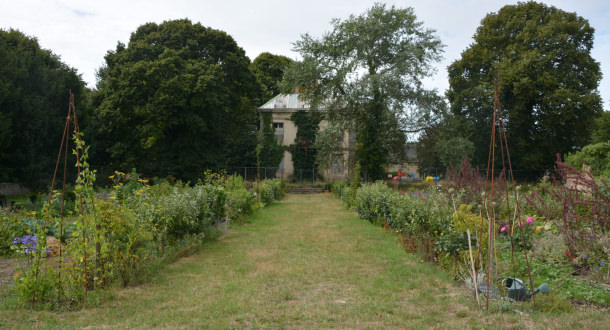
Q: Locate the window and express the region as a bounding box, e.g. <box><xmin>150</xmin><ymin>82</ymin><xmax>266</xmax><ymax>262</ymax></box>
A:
<box><xmin>331</xmin><ymin>153</ymin><xmax>344</xmax><ymax>174</ymax></box>
<box><xmin>273</xmin><ymin>122</ymin><xmax>284</xmax><ymax>142</ymax></box>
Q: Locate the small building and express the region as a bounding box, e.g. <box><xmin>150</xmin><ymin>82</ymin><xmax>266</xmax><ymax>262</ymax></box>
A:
<box><xmin>259</xmin><ymin>93</ymin><xmax>419</xmax><ymax>181</ymax></box>
<box><xmin>258</xmin><ymin>93</ymin><xmax>354</xmax><ymax>180</ymax></box>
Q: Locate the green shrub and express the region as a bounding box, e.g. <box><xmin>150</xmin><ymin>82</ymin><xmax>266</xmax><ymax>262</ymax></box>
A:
<box><xmin>331</xmin><ymin>181</ymin><xmax>348</xmax><ymax>197</ymax></box>
<box><xmin>355</xmin><ymin>181</ymin><xmax>392</xmax><ymax>225</ymax></box>
<box><xmin>254</xmin><ymin>179</ymin><xmax>284</xmax><ymax>204</ymax></box>
<box><xmin>226</xmin><ymin>187</ymin><xmax>256</xmax><ymax>222</ymax></box>
<box><xmin>0</xmin><ymin>214</ymin><xmax>28</xmax><ymax>255</ymax></box>
<box><xmin>565</xmin><ymin>141</ymin><xmax>610</xmax><ymax>176</ymax></box>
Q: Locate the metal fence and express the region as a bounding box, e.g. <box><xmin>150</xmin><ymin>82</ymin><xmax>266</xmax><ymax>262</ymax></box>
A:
<box><xmin>223</xmin><ymin>167</ymin><xmax>322</xmax><ymax>187</ymax></box>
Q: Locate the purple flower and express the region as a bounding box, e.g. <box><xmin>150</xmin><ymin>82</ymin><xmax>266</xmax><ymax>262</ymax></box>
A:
<box><xmin>500</xmin><ymin>226</ymin><xmax>506</xmax><ymax>232</ymax></box>
<box><xmin>518</xmin><ymin>222</ymin><xmax>524</xmax><ymax>227</ymax></box>
<box><xmin>13</xmin><ymin>235</ymin><xmax>38</xmax><ymax>254</ymax></box>
<box><xmin>526</xmin><ymin>217</ymin><xmax>534</xmax><ymax>224</ymax></box>
<box><xmin>596</xmin><ymin>267</ymin><xmax>599</xmax><ymax>271</ymax></box>
<box><xmin>583</xmin><ymin>254</ymin><xmax>587</xmax><ymax>259</ymax></box>
<box><xmin>602</xmin><ymin>260</ymin><xmax>606</xmax><ymax>266</ymax></box>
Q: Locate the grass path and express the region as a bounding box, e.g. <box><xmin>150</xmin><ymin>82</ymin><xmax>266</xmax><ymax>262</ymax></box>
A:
<box><xmin>1</xmin><ymin>194</ymin><xmax>608</xmax><ymax>328</ymax></box>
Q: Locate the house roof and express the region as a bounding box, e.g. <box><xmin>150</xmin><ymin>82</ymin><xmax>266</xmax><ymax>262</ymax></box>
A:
<box><xmin>259</xmin><ymin>93</ymin><xmax>328</xmax><ymax>111</ymax></box>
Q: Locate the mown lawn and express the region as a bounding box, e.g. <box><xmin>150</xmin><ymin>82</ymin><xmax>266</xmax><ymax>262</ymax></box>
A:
<box><xmin>0</xmin><ymin>194</ymin><xmax>608</xmax><ymax>328</ymax></box>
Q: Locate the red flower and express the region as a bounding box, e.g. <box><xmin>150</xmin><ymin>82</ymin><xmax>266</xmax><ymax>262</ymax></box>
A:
<box><xmin>565</xmin><ymin>249</ymin><xmax>574</xmax><ymax>260</ymax></box>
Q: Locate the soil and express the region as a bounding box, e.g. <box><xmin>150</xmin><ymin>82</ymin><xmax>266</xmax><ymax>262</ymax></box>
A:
<box><xmin>571</xmin><ymin>299</ymin><xmax>610</xmax><ymax>312</ymax></box>
<box><xmin>0</xmin><ymin>258</ymin><xmax>17</xmax><ymax>286</ymax></box>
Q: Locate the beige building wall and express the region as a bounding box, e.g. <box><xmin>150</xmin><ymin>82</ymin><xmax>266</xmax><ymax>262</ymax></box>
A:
<box><xmin>259</xmin><ymin>93</ymin><xmax>353</xmax><ymax>181</ymax></box>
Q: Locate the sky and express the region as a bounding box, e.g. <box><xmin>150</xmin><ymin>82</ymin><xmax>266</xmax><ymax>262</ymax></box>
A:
<box><xmin>1</xmin><ymin>0</ymin><xmax>609</xmax><ymax>108</ymax></box>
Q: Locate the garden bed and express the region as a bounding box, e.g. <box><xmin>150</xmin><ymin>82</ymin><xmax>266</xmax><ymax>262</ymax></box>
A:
<box><xmin>331</xmin><ymin>158</ymin><xmax>610</xmax><ymax>311</ymax></box>
<box><xmin>1</xmin><ymin>170</ymin><xmax>285</xmax><ymax>309</ymax></box>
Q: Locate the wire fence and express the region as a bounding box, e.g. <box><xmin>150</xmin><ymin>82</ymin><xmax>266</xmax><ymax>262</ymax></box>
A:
<box><xmin>224</xmin><ymin>167</ymin><xmax>322</xmax><ymax>187</ymax></box>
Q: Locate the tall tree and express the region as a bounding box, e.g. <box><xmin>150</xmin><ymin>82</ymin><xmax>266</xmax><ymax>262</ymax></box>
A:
<box><xmin>250</xmin><ymin>52</ymin><xmax>292</xmax><ymax>105</ymax></box>
<box><xmin>281</xmin><ymin>3</ymin><xmax>444</xmax><ymax>180</ymax></box>
<box><xmin>92</xmin><ymin>19</ymin><xmax>260</xmax><ymax>181</ymax></box>
<box><xmin>0</xmin><ymin>29</ymin><xmax>89</xmax><ymax>189</ymax></box>
<box><xmin>590</xmin><ymin>111</ymin><xmax>610</xmax><ymax>144</ymax></box>
<box><xmin>447</xmin><ymin>2</ymin><xmax>603</xmax><ymax>179</ymax></box>
<box><xmin>256</xmin><ymin>113</ymin><xmax>284</xmax><ymax>168</ymax></box>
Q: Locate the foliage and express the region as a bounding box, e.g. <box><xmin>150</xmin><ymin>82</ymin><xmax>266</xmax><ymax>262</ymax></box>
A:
<box><xmin>565</xmin><ymin>141</ymin><xmax>610</xmax><ymax>176</ymax></box>
<box><xmin>10</xmin><ymin>139</ymin><xmax>283</xmax><ymax>308</ymax></box>
<box><xmin>92</xmin><ymin>19</ymin><xmax>260</xmax><ymax>181</ymax></box>
<box><xmin>314</xmin><ymin>122</ymin><xmax>346</xmax><ymax>171</ymax></box>
<box><xmin>331</xmin><ymin>181</ymin><xmax>348</xmax><ymax>197</ymax></box>
<box><xmin>282</xmin><ymin>3</ymin><xmax>443</xmax><ymax>180</ymax></box>
<box><xmin>415</xmin><ymin>113</ymin><xmax>457</xmax><ymax>175</ymax></box>
<box><xmin>434</xmin><ymin>137</ymin><xmax>474</xmax><ymax>169</ymax></box>
<box><xmin>445</xmin><ymin>158</ymin><xmax>485</xmax><ymax>208</ymax></box>
<box><xmin>531</xmin><ymin>293</ymin><xmax>572</xmax><ymax>314</ymax></box>
<box><xmin>355</xmin><ymin>182</ymin><xmax>392</xmax><ymax>226</ymax></box>
<box><xmin>0</xmin><ymin>212</ymin><xmax>28</xmax><ymax>256</ymax></box>
<box><xmin>0</xmin><ymin>28</ymin><xmax>89</xmax><ymax>189</ymax></box>
<box><xmin>288</xmin><ymin>111</ymin><xmax>321</xmax><ymax>170</ymax></box>
<box><xmin>524</xmin><ymin>155</ymin><xmax>609</xmax><ymax>256</ymax></box>
<box><xmin>447</xmin><ymin>2</ymin><xmax>603</xmax><ymax>179</ymax></box>
<box><xmin>257</xmin><ymin>113</ymin><xmax>284</xmax><ymax>168</ymax></box>
<box><xmin>339</xmin><ymin>165</ymin><xmax>610</xmax><ymax>305</ymax></box>
<box><xmin>590</xmin><ymin>111</ymin><xmax>610</xmax><ymax>144</ymax></box>
<box><xmin>349</xmin><ymin>162</ymin><xmax>361</xmax><ymax>207</ymax></box>
<box><xmin>253</xmin><ymin>179</ymin><xmax>284</xmax><ymax>205</ymax></box>
<box><xmin>250</xmin><ymin>52</ymin><xmax>293</xmax><ymax>105</ymax></box>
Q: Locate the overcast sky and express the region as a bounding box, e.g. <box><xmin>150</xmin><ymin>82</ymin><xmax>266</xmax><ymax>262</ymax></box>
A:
<box><xmin>1</xmin><ymin>0</ymin><xmax>608</xmax><ymax>108</ymax></box>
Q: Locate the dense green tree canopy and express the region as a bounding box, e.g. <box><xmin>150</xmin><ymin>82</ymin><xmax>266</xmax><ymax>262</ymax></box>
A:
<box><xmin>256</xmin><ymin>113</ymin><xmax>284</xmax><ymax>168</ymax></box>
<box><xmin>92</xmin><ymin>19</ymin><xmax>260</xmax><ymax>181</ymax></box>
<box><xmin>447</xmin><ymin>2</ymin><xmax>603</xmax><ymax>179</ymax></box>
<box><xmin>250</xmin><ymin>52</ymin><xmax>292</xmax><ymax>105</ymax></box>
<box><xmin>0</xmin><ymin>29</ymin><xmax>89</xmax><ymax>189</ymax></box>
<box><xmin>281</xmin><ymin>3</ymin><xmax>444</xmax><ymax>180</ymax></box>
<box><xmin>591</xmin><ymin>111</ymin><xmax>610</xmax><ymax>144</ymax></box>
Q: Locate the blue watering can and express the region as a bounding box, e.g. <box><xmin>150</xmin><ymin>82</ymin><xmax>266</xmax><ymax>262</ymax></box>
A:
<box><xmin>479</xmin><ymin>277</ymin><xmax>549</xmax><ymax>301</ymax></box>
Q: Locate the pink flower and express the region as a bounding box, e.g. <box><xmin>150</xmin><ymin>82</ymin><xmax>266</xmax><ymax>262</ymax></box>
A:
<box><xmin>500</xmin><ymin>226</ymin><xmax>506</xmax><ymax>232</ymax></box>
<box><xmin>526</xmin><ymin>217</ymin><xmax>534</xmax><ymax>224</ymax></box>
<box><xmin>518</xmin><ymin>221</ymin><xmax>524</xmax><ymax>227</ymax></box>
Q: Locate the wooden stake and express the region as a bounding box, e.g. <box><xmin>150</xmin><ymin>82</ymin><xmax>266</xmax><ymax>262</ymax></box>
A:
<box><xmin>467</xmin><ymin>229</ymin><xmax>480</xmax><ymax>307</ymax></box>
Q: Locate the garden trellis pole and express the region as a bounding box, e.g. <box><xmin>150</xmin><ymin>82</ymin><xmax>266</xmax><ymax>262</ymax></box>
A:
<box><xmin>43</xmin><ymin>91</ymin><xmax>88</xmax><ymax>301</ymax></box>
<box><xmin>484</xmin><ymin>72</ymin><xmax>535</xmax><ymax>309</ymax></box>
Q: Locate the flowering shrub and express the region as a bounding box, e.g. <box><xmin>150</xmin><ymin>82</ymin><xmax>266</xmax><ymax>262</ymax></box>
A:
<box><xmin>0</xmin><ymin>213</ymin><xmax>28</xmax><ymax>256</ymax></box>
<box><xmin>11</xmin><ymin>235</ymin><xmax>45</xmax><ymax>255</ymax></box>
